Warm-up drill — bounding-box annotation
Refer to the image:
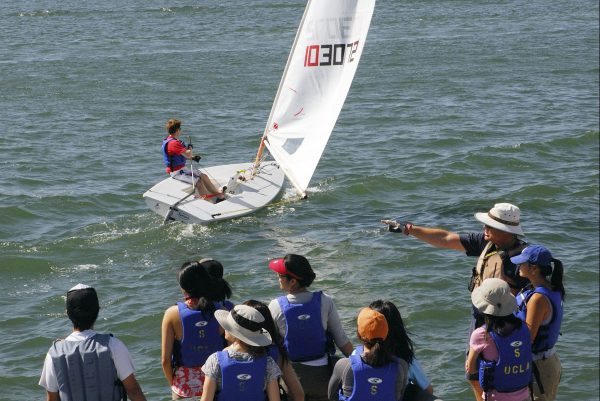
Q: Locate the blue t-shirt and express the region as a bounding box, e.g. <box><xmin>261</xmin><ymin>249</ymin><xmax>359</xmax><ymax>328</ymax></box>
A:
<box><xmin>408</xmin><ymin>357</ymin><xmax>431</xmax><ymax>390</ymax></box>
<box><xmin>459</xmin><ymin>232</ymin><xmax>488</xmax><ymax>257</ymax></box>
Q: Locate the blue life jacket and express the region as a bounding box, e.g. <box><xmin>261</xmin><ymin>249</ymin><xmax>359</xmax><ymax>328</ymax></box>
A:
<box><xmin>49</xmin><ymin>333</ymin><xmax>124</xmax><ymax>401</ymax></box>
<box><xmin>162</xmin><ymin>136</ymin><xmax>187</xmax><ymax>172</ymax></box>
<box><xmin>172</xmin><ymin>302</ymin><xmax>224</xmax><ymax>367</ymax></box>
<box><xmin>516</xmin><ymin>286</ymin><xmax>563</xmax><ymax>353</ymax></box>
<box><xmin>217</xmin><ymin>300</ymin><xmax>235</xmax><ymax>311</ymax></box>
<box><xmin>216</xmin><ymin>350</ymin><xmax>267</xmax><ymax>401</ymax></box>
<box><xmin>339</xmin><ymin>345</ymin><xmax>401</xmax><ymax>401</ymax></box>
<box><xmin>479</xmin><ymin>323</ymin><xmax>532</xmax><ymax>393</ymax></box>
<box><xmin>278</xmin><ymin>291</ymin><xmax>326</xmax><ymax>362</ymax></box>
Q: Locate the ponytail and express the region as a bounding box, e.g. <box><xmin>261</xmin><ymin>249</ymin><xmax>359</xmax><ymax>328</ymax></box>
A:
<box><xmin>550</xmin><ymin>258</ymin><xmax>566</xmax><ymax>300</ymax></box>
<box><xmin>360</xmin><ymin>339</ymin><xmax>393</xmax><ymax>367</ymax></box>
<box><xmin>178</xmin><ymin>260</ymin><xmax>216</xmax><ymax>314</ymax></box>
<box><xmin>166</xmin><ymin>119</ymin><xmax>181</xmax><ymax>135</ymax></box>
<box><xmin>368</xmin><ymin>300</ymin><xmax>415</xmax><ymax>364</ymax></box>
<box><xmin>213</xmin><ymin>277</ymin><xmax>233</xmax><ymax>302</ymax></box>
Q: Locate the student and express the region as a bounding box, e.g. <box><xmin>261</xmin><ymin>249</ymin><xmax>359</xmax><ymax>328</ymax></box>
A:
<box><xmin>328</xmin><ymin>307</ymin><xmax>408</xmax><ymax>400</ymax></box>
<box><xmin>201</xmin><ymin>305</ymin><xmax>282</xmax><ymax>401</ymax></box>
<box><xmin>369</xmin><ymin>300</ymin><xmax>440</xmax><ymax>401</ymax></box>
<box><xmin>161</xmin><ymin>260</ymin><xmax>227</xmax><ymax>399</ymax></box>
<box><xmin>268</xmin><ymin>254</ymin><xmax>354</xmax><ymax>401</ymax></box>
<box><xmin>511</xmin><ymin>245</ymin><xmax>564</xmax><ymax>401</ymax></box>
<box><xmin>466</xmin><ymin>278</ymin><xmax>532</xmax><ymax>401</ymax></box>
<box><xmin>244</xmin><ymin>299</ymin><xmax>305</xmax><ymax>401</ymax></box>
<box><xmin>163</xmin><ymin>118</ymin><xmax>225</xmax><ymax>201</ymax></box>
<box><xmin>39</xmin><ymin>284</ymin><xmax>147</xmax><ymax>401</ymax></box>
<box><xmin>202</xmin><ymin>258</ymin><xmax>235</xmax><ymax>310</ymax></box>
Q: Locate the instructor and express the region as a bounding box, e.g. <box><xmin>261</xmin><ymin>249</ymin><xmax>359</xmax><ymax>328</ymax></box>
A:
<box><xmin>382</xmin><ymin>203</ymin><xmax>529</xmax><ymax>327</ymax></box>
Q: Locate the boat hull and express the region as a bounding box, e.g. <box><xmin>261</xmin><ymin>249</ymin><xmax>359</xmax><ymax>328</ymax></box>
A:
<box><xmin>143</xmin><ymin>161</ymin><xmax>285</xmax><ymax>224</ymax></box>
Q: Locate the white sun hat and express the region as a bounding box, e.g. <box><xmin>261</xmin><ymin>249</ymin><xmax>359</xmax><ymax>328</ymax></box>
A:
<box><xmin>215</xmin><ymin>305</ymin><xmax>272</xmax><ymax>347</ymax></box>
<box><xmin>474</xmin><ymin>202</ymin><xmax>524</xmax><ymax>236</ymax></box>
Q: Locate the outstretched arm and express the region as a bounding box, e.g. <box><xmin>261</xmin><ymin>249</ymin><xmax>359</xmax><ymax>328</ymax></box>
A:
<box><xmin>381</xmin><ymin>220</ymin><xmax>465</xmax><ymax>251</ymax></box>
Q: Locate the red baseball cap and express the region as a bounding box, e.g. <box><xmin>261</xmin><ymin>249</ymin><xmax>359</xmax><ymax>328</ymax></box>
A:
<box><xmin>268</xmin><ymin>255</ymin><xmax>315</xmax><ymax>283</ymax></box>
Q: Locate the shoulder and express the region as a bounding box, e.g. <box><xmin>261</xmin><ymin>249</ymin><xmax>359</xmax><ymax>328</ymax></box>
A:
<box><xmin>107</xmin><ymin>334</ymin><xmax>127</xmax><ymax>349</ymax></box>
<box><xmin>289</xmin><ymin>291</ymin><xmax>313</xmax><ymax>303</ymax></box>
<box><xmin>460</xmin><ymin>232</ymin><xmax>487</xmax><ymax>255</ymax></box>
<box><xmin>527</xmin><ymin>291</ymin><xmax>552</xmax><ymax>310</ymax></box>
<box><xmin>167</xmin><ymin>138</ymin><xmax>185</xmax><ymax>151</ymax></box>
<box><xmin>319</xmin><ymin>291</ymin><xmax>335</xmax><ymax>303</ymax></box>
<box><xmin>469</xmin><ymin>326</ymin><xmax>491</xmax><ymax>350</ymax></box>
<box><xmin>202</xmin><ymin>352</ymin><xmax>221</xmax><ymax>377</ymax></box>
<box><xmin>163</xmin><ymin>304</ymin><xmax>180</xmax><ymax>319</ymax></box>
<box><xmin>335</xmin><ymin>356</ymin><xmax>351</xmax><ymax>369</ymax></box>
<box><xmin>266</xmin><ymin>356</ymin><xmax>282</xmax><ymax>378</ymax></box>
<box><xmin>268</xmin><ymin>298</ymin><xmax>283</xmax><ymax>314</ymax></box>
<box><xmin>333</xmin><ymin>357</ymin><xmax>352</xmax><ymax>378</ymax></box>
<box><xmin>105</xmin><ymin>335</ymin><xmax>133</xmax><ymax>366</ymax></box>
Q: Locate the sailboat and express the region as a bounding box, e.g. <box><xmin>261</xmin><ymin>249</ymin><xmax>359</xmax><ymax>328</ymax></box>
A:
<box><xmin>144</xmin><ymin>0</ymin><xmax>376</xmax><ymax>224</ymax></box>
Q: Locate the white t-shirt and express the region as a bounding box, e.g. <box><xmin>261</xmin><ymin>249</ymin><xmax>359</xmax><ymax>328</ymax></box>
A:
<box><xmin>39</xmin><ymin>329</ymin><xmax>136</xmax><ymax>392</ymax></box>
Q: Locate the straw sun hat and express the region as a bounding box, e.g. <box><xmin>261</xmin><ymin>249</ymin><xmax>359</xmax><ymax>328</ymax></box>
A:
<box><xmin>474</xmin><ymin>203</ymin><xmax>524</xmax><ymax>236</ymax></box>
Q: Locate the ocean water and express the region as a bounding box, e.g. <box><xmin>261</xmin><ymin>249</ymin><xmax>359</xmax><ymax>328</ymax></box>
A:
<box><xmin>0</xmin><ymin>0</ymin><xmax>598</xmax><ymax>400</ymax></box>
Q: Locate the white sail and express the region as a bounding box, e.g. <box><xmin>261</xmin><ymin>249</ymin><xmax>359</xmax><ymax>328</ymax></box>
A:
<box><xmin>263</xmin><ymin>0</ymin><xmax>376</xmax><ymax>195</ymax></box>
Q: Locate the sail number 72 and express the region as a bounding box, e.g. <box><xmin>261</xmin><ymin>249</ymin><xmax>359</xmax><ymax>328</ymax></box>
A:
<box><xmin>304</xmin><ymin>41</ymin><xmax>359</xmax><ymax>67</ymax></box>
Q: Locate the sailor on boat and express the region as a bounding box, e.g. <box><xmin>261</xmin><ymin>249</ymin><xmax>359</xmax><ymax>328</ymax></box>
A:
<box><xmin>162</xmin><ymin>118</ymin><xmax>225</xmax><ymax>202</ymax></box>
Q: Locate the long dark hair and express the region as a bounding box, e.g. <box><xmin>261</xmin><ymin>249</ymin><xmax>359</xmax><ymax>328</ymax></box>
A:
<box><xmin>199</xmin><ymin>258</ymin><xmax>233</xmax><ymax>302</ymax></box>
<box><xmin>548</xmin><ymin>258</ymin><xmax>566</xmax><ymax>300</ymax></box>
<box><xmin>178</xmin><ymin>261</ymin><xmax>215</xmax><ymax>315</ymax></box>
<box><xmin>369</xmin><ymin>300</ymin><xmax>415</xmax><ymax>364</ymax></box>
<box><xmin>243</xmin><ymin>299</ymin><xmax>290</xmax><ymax>365</ymax></box>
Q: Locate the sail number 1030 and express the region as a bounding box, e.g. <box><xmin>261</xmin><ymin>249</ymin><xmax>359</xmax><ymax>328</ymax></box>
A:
<box><xmin>303</xmin><ymin>41</ymin><xmax>359</xmax><ymax>67</ymax></box>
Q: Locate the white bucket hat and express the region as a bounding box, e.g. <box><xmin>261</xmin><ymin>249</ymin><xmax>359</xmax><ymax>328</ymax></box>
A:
<box><xmin>474</xmin><ymin>203</ymin><xmax>524</xmax><ymax>236</ymax></box>
<box><xmin>215</xmin><ymin>305</ymin><xmax>272</xmax><ymax>347</ymax></box>
<box><xmin>471</xmin><ymin>278</ymin><xmax>517</xmax><ymax>317</ymax></box>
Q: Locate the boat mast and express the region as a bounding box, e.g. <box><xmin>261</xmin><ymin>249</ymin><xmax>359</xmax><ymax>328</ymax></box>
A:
<box><xmin>252</xmin><ymin>136</ymin><xmax>266</xmax><ymax>172</ymax></box>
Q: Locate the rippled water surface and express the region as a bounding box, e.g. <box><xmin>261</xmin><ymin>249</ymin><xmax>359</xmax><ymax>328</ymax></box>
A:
<box><xmin>1</xmin><ymin>0</ymin><xmax>598</xmax><ymax>399</ymax></box>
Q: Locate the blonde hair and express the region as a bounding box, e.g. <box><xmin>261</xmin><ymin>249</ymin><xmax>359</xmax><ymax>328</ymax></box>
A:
<box><xmin>166</xmin><ymin>119</ymin><xmax>181</xmax><ymax>135</ymax></box>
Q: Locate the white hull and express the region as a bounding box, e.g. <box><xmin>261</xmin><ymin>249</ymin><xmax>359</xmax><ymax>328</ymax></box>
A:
<box><xmin>143</xmin><ymin>161</ymin><xmax>285</xmax><ymax>224</ymax></box>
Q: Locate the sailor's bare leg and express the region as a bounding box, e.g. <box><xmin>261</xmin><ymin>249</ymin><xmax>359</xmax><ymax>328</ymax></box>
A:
<box><xmin>201</xmin><ymin>174</ymin><xmax>221</xmax><ymax>194</ymax></box>
<box><xmin>194</xmin><ymin>173</ymin><xmax>223</xmax><ymax>198</ymax></box>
